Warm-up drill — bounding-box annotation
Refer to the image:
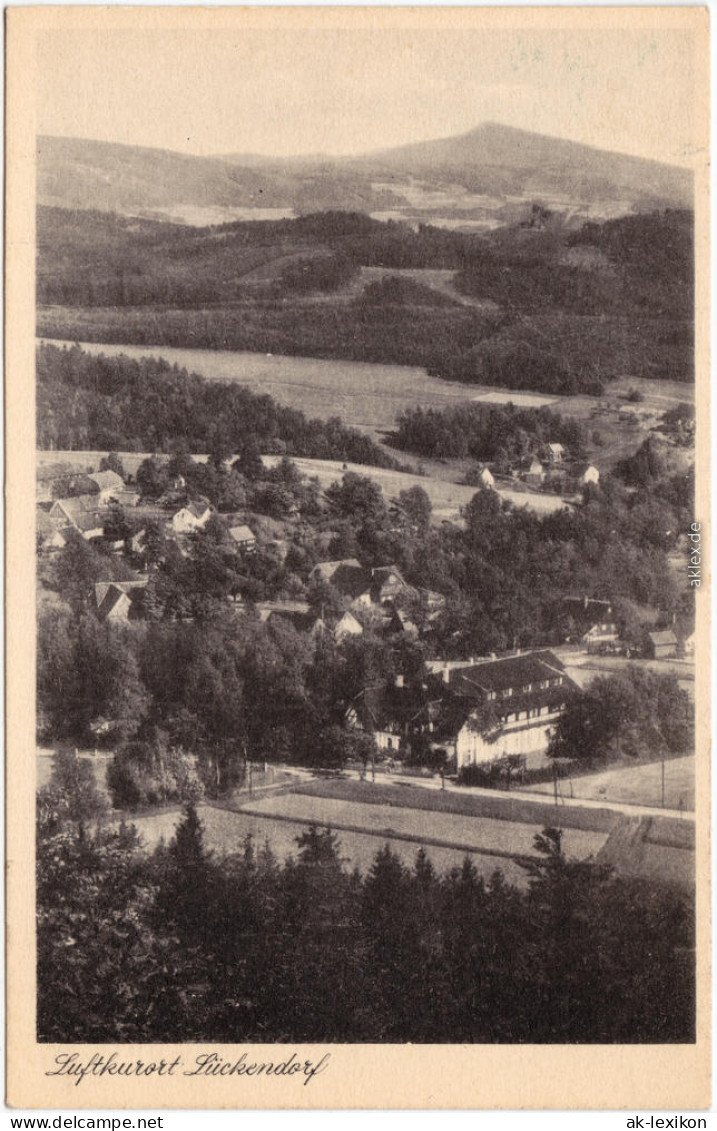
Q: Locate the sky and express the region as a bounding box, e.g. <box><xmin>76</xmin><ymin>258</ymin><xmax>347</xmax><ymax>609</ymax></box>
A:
<box><xmin>37</xmin><ymin>23</ymin><xmax>698</xmax><ymax>167</ymax></box>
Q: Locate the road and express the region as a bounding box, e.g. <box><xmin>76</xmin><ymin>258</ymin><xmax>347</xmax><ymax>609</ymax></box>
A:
<box><xmin>277</xmin><ymin>764</ymin><xmax>694</xmax><ymax>822</ymax></box>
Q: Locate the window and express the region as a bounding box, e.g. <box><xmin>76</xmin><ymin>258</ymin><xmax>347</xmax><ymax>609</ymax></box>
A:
<box><xmin>540</xmin><ymin>679</ymin><xmax>549</xmax><ymax>689</ymax></box>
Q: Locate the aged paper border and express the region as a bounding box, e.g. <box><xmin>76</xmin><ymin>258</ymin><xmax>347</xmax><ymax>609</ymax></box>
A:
<box><xmin>5</xmin><ymin>5</ymin><xmax>711</xmax><ymax>1110</ymax></box>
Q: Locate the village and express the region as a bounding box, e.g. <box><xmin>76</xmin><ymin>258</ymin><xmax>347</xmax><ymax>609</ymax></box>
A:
<box><xmin>37</xmin><ymin>437</ymin><xmax>695</xmax><ymax>890</ymax></box>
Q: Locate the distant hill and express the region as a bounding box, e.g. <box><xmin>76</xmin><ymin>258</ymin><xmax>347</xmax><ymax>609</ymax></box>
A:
<box><xmin>356</xmin><ymin>122</ymin><xmax>693</xmax><ymax>209</ymax></box>
<box><xmin>38</xmin><ymin>125</ymin><xmax>693</xmax><ymax>229</ymax></box>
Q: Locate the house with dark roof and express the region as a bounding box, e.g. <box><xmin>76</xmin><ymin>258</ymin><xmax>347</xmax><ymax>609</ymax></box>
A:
<box><xmin>309</xmin><ymin>559</ymin><xmax>370</xmax><ymax>602</ymax></box>
<box><xmin>345</xmin><ymin>684</ymin><xmax>428</xmax><ymax>754</ymax></box>
<box><xmin>369</xmin><ymin>565</ymin><xmax>414</xmax><ymax>607</ymax></box>
<box><xmin>428</xmin><ymin>650</ymin><xmax>578</xmax><ymax>770</ymax></box>
<box><xmin>346</xmin><ymin>650</ymin><xmax>577</xmax><ymax>770</ymax></box>
<box><xmin>95</xmin><ymin>579</ymin><xmax>149</xmax><ymax>622</ymax></box>
<box><xmin>387</xmin><ymin>608</ymin><xmax>419</xmax><ymax>639</ymax></box>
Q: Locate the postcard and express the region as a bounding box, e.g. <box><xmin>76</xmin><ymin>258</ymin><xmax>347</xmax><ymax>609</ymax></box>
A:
<box><xmin>6</xmin><ymin>5</ymin><xmax>711</xmax><ymax>1110</ymax></box>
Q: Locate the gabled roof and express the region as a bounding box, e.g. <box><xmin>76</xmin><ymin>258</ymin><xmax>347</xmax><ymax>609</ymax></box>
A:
<box><xmin>229</xmin><ymin>524</ymin><xmax>256</xmax><ymax>543</ymax></box>
<box><xmin>371</xmin><ymin>565</ymin><xmax>406</xmax><ymax>587</ymax></box>
<box><xmin>96</xmin><ymin>585</ymin><xmax>132</xmax><ymax>619</ymax></box>
<box><xmin>312</xmin><ymin>558</ymin><xmax>363</xmax><ymax>579</ymax></box>
<box><xmin>95</xmin><ymin>577</ymin><xmax>148</xmax><ymax>605</ymax></box>
<box><xmin>187</xmin><ymin>501</ymin><xmax>211</xmax><ymax>519</ymax></box>
<box><xmin>51</xmin><ymin>494</ymin><xmax>98</xmax><ymax>518</ymax></box>
<box><xmin>256</xmin><ymin>600</ymin><xmax>312</xmax><ymax>626</ymax></box>
<box><xmin>71</xmin><ymin>510</ymin><xmax>106</xmax><ymax>534</ymax></box>
<box><xmin>88</xmin><ymin>469</ymin><xmax>124</xmax><ymax>492</ymax></box>
<box><xmin>548</xmin><ymin>443</ymin><xmax>565</xmax><ymax>453</ymax></box>
<box><xmin>444</xmin><ymin>650</ymin><xmax>570</xmax><ymax>697</ymax></box>
<box><xmin>649</xmin><ymin>630</ymin><xmax>678</xmax><ymax>646</ymax></box>
<box><xmin>311</xmin><ymin>558</ymin><xmax>368</xmax><ymax>598</ymax></box>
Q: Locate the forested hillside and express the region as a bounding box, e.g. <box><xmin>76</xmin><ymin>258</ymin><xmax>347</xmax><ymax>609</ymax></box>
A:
<box><xmin>37</xmin><ymin>342</ymin><xmax>399</xmax><ymax>467</ymax></box>
<box><xmin>37</xmin><ymin>207</ymin><xmax>694</xmax><ymax>394</ymax></box>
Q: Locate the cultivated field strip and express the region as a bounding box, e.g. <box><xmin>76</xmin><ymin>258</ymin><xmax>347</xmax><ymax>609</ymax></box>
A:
<box><xmin>238</xmin><ymin>792</ymin><xmax>610</xmax><ymax>861</ymax></box>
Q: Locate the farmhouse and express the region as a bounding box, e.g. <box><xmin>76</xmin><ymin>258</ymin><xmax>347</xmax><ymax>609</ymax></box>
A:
<box><xmin>369</xmin><ymin>565</ymin><xmax>414</xmax><ymax>606</ymax></box>
<box><xmin>309</xmin><ymin>559</ymin><xmax>369</xmax><ymax>602</ymax></box>
<box><xmin>333</xmin><ymin>610</ymin><xmax>365</xmax><ymax>640</ymax></box>
<box><xmin>37</xmin><ymin>508</ymin><xmax>74</xmax><ymax>552</ymax></box>
<box><xmin>171</xmin><ymin>502</ymin><xmax>211</xmax><ymax>534</ymax></box>
<box><xmin>345</xmin><ymin>685</ymin><xmax>410</xmax><ymax>753</ymax></box>
<box><xmin>95</xmin><ymin>579</ymin><xmax>149</xmax><ymax>622</ymax></box>
<box><xmin>647</xmin><ymin>629</ymin><xmax>678</xmax><ymax>659</ymax></box>
<box><xmin>49</xmin><ymin>496</ymin><xmax>105</xmax><ymax>540</ymax></box>
<box><xmin>87</xmin><ymin>469</ymin><xmax>125</xmax><ymax>503</ymax></box>
<box><xmin>476</xmin><ymin>466</ymin><xmax>495</xmax><ymax>489</ymax></box>
<box><xmin>546</xmin><ymin>443</ymin><xmax>565</xmax><ymax>464</ymax></box>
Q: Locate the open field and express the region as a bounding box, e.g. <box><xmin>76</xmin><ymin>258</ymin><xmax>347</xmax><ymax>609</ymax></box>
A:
<box><xmin>525</xmin><ymin>756</ymin><xmax>695</xmax><ymax>813</ymax></box>
<box><xmin>298</xmin><ymin>777</ymin><xmax>618</xmax><ymax>833</ymax></box>
<box><xmin>472</xmin><ymin>390</ymin><xmax>559</xmax><ymax>407</ymax></box>
<box><xmin>239</xmin><ymin>791</ymin><xmax>609</xmax><ymax>861</ymax></box>
<box><xmin>39</xmin><ymin>338</ymin><xmax>488</xmax><ymax>441</ymax></box>
<box><xmin>38</xmin><ymin>338</ymin><xmax>693</xmax><ymax>508</ymax></box>
<box><xmin>124</xmin><ymin>802</ymin><xmax>532</xmax><ymax>887</ymax></box>
<box><xmin>36</xmin><ymin>447</ymin><xmax>570</xmax><ymax>522</ymax></box>
<box><xmin>263</xmin><ymin>455</ymin><xmax>570</xmax><ymax>520</ymax></box>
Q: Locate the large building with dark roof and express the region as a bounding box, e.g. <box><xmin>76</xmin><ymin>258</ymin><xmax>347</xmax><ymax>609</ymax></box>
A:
<box><xmin>429</xmin><ymin>650</ymin><xmax>578</xmax><ymax>769</ymax></box>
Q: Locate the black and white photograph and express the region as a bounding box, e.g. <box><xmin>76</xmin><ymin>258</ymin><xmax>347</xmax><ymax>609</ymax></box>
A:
<box><xmin>6</xmin><ymin>4</ymin><xmax>710</xmax><ymax>1112</ymax></box>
